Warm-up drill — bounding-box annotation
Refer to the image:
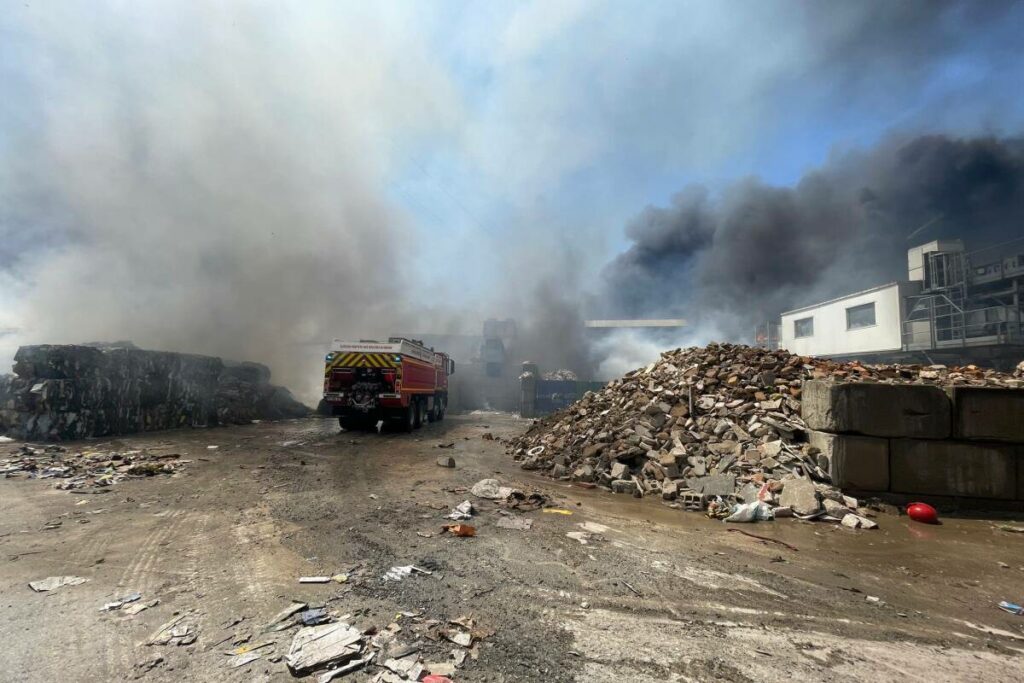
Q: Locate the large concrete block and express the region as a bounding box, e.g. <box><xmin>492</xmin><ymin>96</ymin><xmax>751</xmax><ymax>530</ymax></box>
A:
<box><xmin>808</xmin><ymin>430</ymin><xmax>889</xmax><ymax>492</ymax></box>
<box><xmin>1020</xmin><ymin>456</ymin><xmax>1024</xmax><ymax>500</ymax></box>
<box><xmin>890</xmin><ymin>439</ymin><xmax>1020</xmax><ymax>500</ymax></box>
<box><xmin>802</xmin><ymin>380</ymin><xmax>951</xmax><ymax>438</ymax></box>
<box><xmin>948</xmin><ymin>386</ymin><xmax>1024</xmax><ymax>443</ymax></box>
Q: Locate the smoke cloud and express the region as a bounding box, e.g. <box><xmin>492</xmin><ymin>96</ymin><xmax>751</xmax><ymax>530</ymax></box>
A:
<box><xmin>2</xmin><ymin>1</ymin><xmax>1023</xmax><ymax>398</ymax></box>
<box><xmin>515</xmin><ymin>278</ymin><xmax>600</xmax><ymax>379</ymax></box>
<box><xmin>601</xmin><ymin>134</ymin><xmax>1024</xmax><ymax>337</ymax></box>
<box><xmin>0</xmin><ymin>3</ymin><xmax>462</xmax><ymax>401</ymax></box>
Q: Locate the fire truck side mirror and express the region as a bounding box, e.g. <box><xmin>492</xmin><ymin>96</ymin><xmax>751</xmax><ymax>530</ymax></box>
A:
<box><xmin>449</xmin><ymin>360</ymin><xmax>456</xmax><ymax>375</ymax></box>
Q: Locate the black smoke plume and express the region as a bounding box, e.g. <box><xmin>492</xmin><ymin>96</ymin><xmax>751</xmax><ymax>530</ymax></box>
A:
<box><xmin>600</xmin><ymin>134</ymin><xmax>1024</xmax><ymax>336</ymax></box>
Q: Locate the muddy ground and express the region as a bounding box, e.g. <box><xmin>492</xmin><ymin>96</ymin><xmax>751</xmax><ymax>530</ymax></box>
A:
<box><xmin>2</xmin><ymin>412</ymin><xmax>1023</xmax><ymax>682</ymax></box>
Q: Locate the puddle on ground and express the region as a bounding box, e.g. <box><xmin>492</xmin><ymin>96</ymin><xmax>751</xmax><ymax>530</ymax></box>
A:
<box><xmin>516</xmin><ymin>470</ymin><xmax>1024</xmax><ymax>626</ymax></box>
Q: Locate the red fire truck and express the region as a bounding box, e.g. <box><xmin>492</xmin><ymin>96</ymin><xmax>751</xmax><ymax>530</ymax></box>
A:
<box><xmin>322</xmin><ymin>337</ymin><xmax>454</xmax><ymax>431</ymax></box>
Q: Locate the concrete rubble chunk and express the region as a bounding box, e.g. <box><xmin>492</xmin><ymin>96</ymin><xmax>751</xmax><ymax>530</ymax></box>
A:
<box><xmin>779</xmin><ymin>479</ymin><xmax>821</xmax><ymax>516</ymax></box>
<box><xmin>841</xmin><ymin>513</ymin><xmax>878</xmax><ymax>529</ymax></box>
<box><xmin>470</xmin><ymin>478</ymin><xmax>515</xmax><ymax>500</ymax></box>
<box><xmin>610</xmin><ymin>479</ymin><xmax>637</xmax><ymax>494</ymax></box>
<box><xmin>823</xmin><ymin>498</ymin><xmax>853</xmax><ymax>517</ymax></box>
<box><xmin>694</xmin><ymin>474</ymin><xmax>736</xmax><ymax>497</ymax></box>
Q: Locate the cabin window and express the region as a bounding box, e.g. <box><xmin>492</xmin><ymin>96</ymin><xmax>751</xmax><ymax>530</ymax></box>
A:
<box><xmin>794</xmin><ymin>317</ymin><xmax>814</xmax><ymax>338</ymax></box>
<box><xmin>846</xmin><ymin>302</ymin><xmax>876</xmax><ymax>329</ymax></box>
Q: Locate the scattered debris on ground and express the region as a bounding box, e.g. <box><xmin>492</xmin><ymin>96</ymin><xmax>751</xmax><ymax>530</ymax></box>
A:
<box><xmin>239</xmin><ymin>595</ymin><xmax>491</xmax><ymax>682</ymax></box>
<box><xmin>264</xmin><ymin>602</ymin><xmax>309</xmax><ymax>632</ymax></box>
<box><xmin>495</xmin><ymin>516</ymin><xmax>533</xmax><ymax>531</ymax></box>
<box><xmin>382</xmin><ymin>566</ymin><xmax>432</xmax><ymax>582</ymax></box>
<box><xmin>147</xmin><ymin>614</ymin><xmax>198</xmax><ymax>646</ymax></box>
<box><xmin>1</xmin><ymin>443</ymin><xmax>188</xmax><ymax>492</ymax></box>
<box><xmin>998</xmin><ymin>600</ymin><xmax>1023</xmax><ymax>615</ymax></box>
<box><xmin>508</xmin><ymin>342</ymin><xmax>1022</xmax><ymax>527</ymax></box>
<box><xmin>286</xmin><ymin>621</ymin><xmax>363</xmax><ymax>674</ymax></box>
<box><xmin>124</xmin><ymin>599</ymin><xmax>159</xmax><ymax>616</ymax></box>
<box><xmin>446</xmin><ymin>500</ymin><xmax>474</xmax><ymax>520</ymax></box>
<box><xmin>28</xmin><ymin>575</ymin><xmax>88</xmax><ymax>592</ymax></box>
<box><xmin>469</xmin><ymin>478</ymin><xmax>548</xmax><ymax>512</ymax></box>
<box><xmin>100</xmin><ymin>592</ymin><xmax>142</xmax><ymax>611</ymax></box>
<box><xmin>441</xmin><ymin>523</ymin><xmax>476</xmax><ymax>537</ymax></box>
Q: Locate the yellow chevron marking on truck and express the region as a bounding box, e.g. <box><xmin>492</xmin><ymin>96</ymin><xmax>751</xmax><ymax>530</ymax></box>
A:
<box><xmin>324</xmin><ymin>352</ymin><xmax>399</xmax><ymax>374</ymax></box>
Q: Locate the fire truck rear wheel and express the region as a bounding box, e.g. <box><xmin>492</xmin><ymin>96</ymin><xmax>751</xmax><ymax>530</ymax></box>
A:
<box><xmin>338</xmin><ymin>416</ymin><xmax>360</xmax><ymax>431</ymax></box>
<box><xmin>415</xmin><ymin>398</ymin><xmax>427</xmax><ymax>428</ymax></box>
<box><xmin>400</xmin><ymin>402</ymin><xmax>415</xmax><ymax>432</ymax></box>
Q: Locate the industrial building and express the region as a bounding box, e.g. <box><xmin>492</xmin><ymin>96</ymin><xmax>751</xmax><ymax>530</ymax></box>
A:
<box><xmin>778</xmin><ymin>239</ymin><xmax>1024</xmax><ymax>369</ymax></box>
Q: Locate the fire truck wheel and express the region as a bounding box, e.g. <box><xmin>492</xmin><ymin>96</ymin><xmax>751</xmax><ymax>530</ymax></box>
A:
<box><xmin>338</xmin><ymin>416</ymin><xmax>360</xmax><ymax>431</ymax></box>
<box><xmin>412</xmin><ymin>399</ymin><xmax>422</xmax><ymax>429</ymax></box>
<box><xmin>400</xmin><ymin>403</ymin><xmax>416</xmax><ymax>432</ymax></box>
<box><xmin>428</xmin><ymin>396</ymin><xmax>439</xmax><ymax>423</ymax></box>
<box><xmin>437</xmin><ymin>395</ymin><xmax>446</xmax><ymax>421</ymax></box>
<box><xmin>415</xmin><ymin>398</ymin><xmax>427</xmax><ymax>428</ymax></box>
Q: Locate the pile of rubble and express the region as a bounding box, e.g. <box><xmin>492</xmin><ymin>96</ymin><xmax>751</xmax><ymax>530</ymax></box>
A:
<box><xmin>0</xmin><ymin>443</ymin><xmax>188</xmax><ymax>491</ymax></box>
<box><xmin>508</xmin><ymin>343</ymin><xmax>1021</xmax><ymax>524</ymax></box>
<box><xmin>0</xmin><ymin>344</ymin><xmax>309</xmax><ymax>441</ymax></box>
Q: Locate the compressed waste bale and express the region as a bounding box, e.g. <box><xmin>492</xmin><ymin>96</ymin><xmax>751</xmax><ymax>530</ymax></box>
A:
<box><xmin>0</xmin><ymin>344</ymin><xmax>308</xmax><ymax>441</ymax></box>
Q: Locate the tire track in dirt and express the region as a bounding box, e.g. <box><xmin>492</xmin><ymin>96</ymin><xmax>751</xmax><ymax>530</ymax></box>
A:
<box><xmin>226</xmin><ymin>505</ymin><xmax>292</xmax><ymax>609</ymax></box>
<box><xmin>95</xmin><ymin>508</ymin><xmax>193</xmax><ymax>677</ymax></box>
<box><xmin>118</xmin><ymin>509</ymin><xmax>190</xmax><ymax>590</ymax></box>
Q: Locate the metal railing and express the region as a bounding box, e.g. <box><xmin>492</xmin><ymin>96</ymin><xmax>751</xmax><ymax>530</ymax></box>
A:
<box><xmin>902</xmin><ymin>299</ymin><xmax>1023</xmax><ymax>350</ymax></box>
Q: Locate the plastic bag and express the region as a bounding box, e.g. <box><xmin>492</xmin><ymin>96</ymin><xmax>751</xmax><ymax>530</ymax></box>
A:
<box><xmin>724</xmin><ymin>501</ymin><xmax>775</xmax><ymax>523</ymax></box>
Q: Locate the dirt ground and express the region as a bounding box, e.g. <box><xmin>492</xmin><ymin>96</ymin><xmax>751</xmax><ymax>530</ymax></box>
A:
<box><xmin>2</xmin><ymin>412</ymin><xmax>1024</xmax><ymax>682</ymax></box>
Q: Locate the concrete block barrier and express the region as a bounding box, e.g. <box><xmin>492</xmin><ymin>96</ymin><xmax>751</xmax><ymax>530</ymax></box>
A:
<box><xmin>808</xmin><ymin>430</ymin><xmax>889</xmax><ymax>492</ymax></box>
<box><xmin>803</xmin><ymin>380</ymin><xmax>951</xmax><ymax>439</ymax></box>
<box><xmin>890</xmin><ymin>438</ymin><xmax>1020</xmax><ymax>500</ymax></box>
<box><xmin>948</xmin><ymin>386</ymin><xmax>1024</xmax><ymax>443</ymax></box>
